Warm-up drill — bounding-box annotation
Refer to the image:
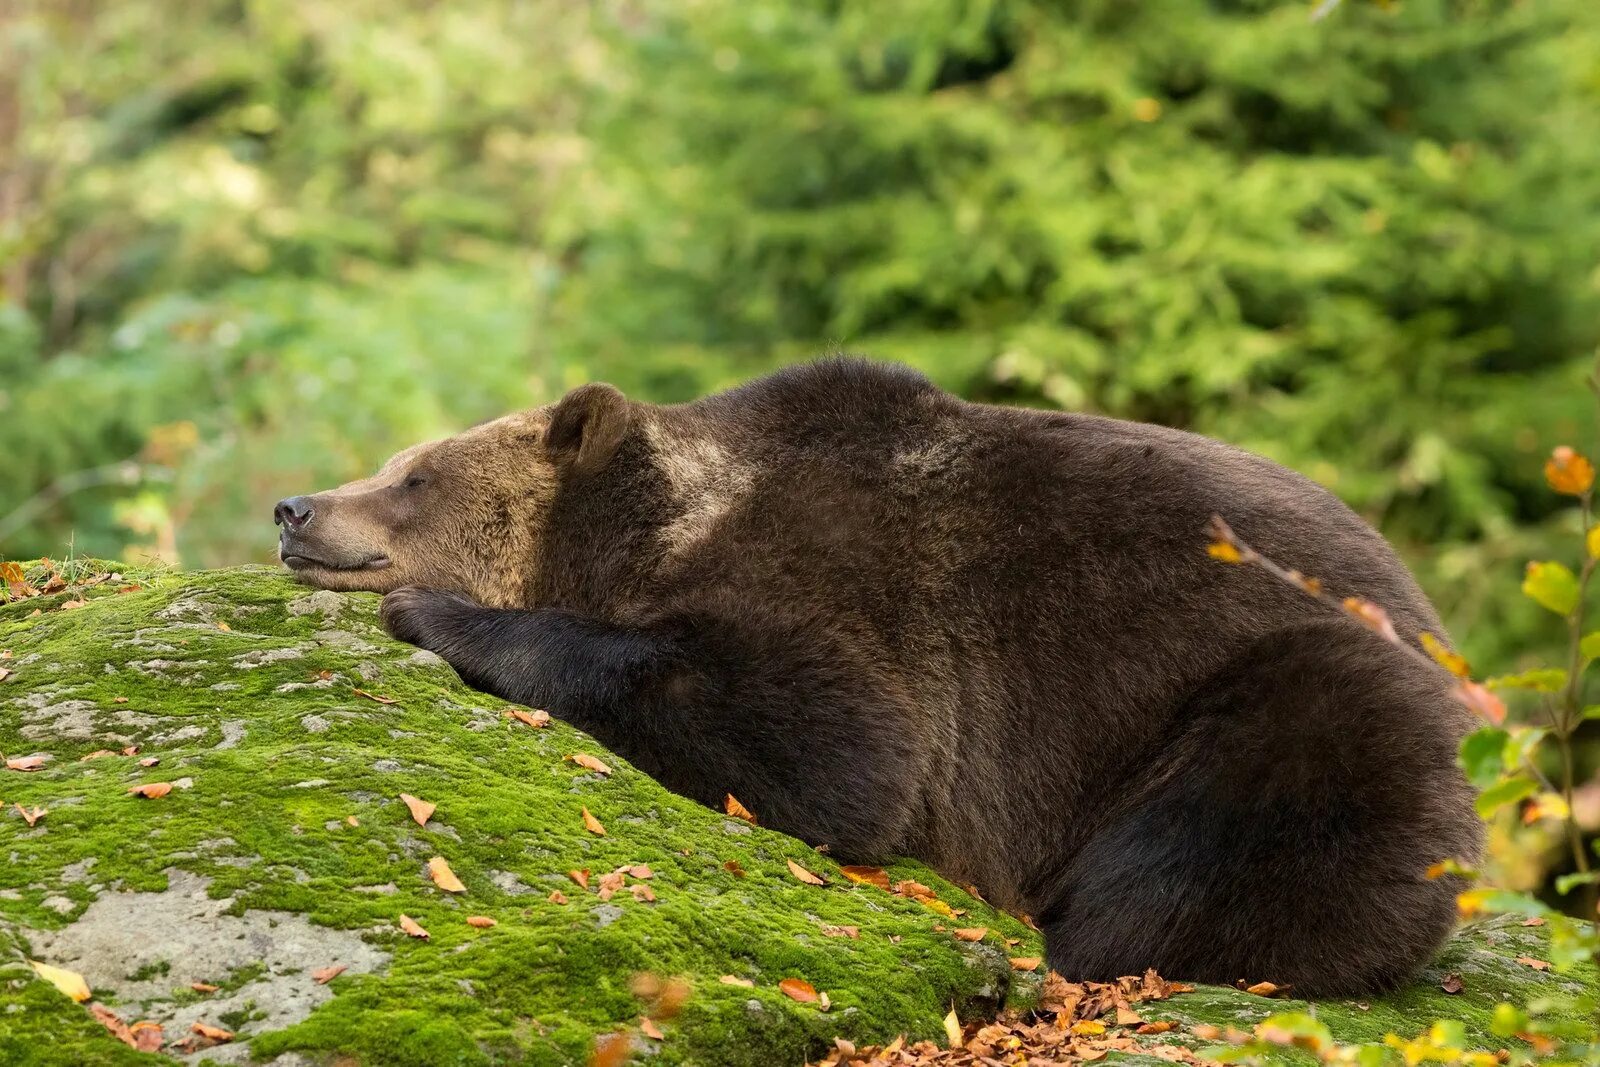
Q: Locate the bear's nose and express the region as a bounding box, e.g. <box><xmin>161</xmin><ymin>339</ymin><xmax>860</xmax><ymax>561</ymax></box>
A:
<box><xmin>274</xmin><ymin>496</ymin><xmax>315</xmax><ymax>531</ymax></box>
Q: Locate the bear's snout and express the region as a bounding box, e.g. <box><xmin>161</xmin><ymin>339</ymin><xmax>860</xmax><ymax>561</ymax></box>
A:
<box><xmin>274</xmin><ymin>495</ymin><xmax>315</xmax><ymax>531</ymax></box>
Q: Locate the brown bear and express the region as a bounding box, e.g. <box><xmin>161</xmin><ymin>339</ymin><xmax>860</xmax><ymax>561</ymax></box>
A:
<box><xmin>275</xmin><ymin>358</ymin><xmax>1482</xmax><ymax>995</ymax></box>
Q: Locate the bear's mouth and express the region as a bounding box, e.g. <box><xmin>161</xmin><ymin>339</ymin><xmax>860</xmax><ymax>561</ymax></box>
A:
<box><xmin>280</xmin><ymin>553</ymin><xmax>391</xmax><ymax>572</ymax></box>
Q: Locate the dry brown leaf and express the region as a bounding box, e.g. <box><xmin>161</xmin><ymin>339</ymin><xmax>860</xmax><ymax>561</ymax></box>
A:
<box><xmin>6</xmin><ymin>755</ymin><xmax>47</xmax><ymax>772</ymax></box>
<box><xmin>427</xmin><ymin>856</ymin><xmax>467</xmax><ymax>893</ymax></box>
<box><xmin>191</xmin><ymin>1021</ymin><xmax>234</xmax><ymax>1042</ymax></box>
<box><xmin>598</xmin><ymin>871</ymin><xmax>625</xmax><ymax>901</ymax></box>
<box><xmin>138</xmin><ymin>757</ymin><xmax>158</xmax><ymax>767</ymax></box>
<box><xmin>724</xmin><ymin>793</ymin><xmax>757</xmax><ymax>824</ymax></box>
<box><xmin>590</xmin><ymin>1032</ymin><xmax>632</xmax><ymax>1067</ymax></box>
<box><xmin>15</xmin><ymin>804</ymin><xmax>45</xmax><ymax>827</ymax></box>
<box><xmin>1009</xmin><ymin>957</ymin><xmax>1041</xmax><ymax>972</ymax></box>
<box><xmin>722</xmin><ymin>859</ymin><xmax>746</xmax><ymax>878</ymax></box>
<box><xmin>30</xmin><ymin>959</ymin><xmax>90</xmax><ymax>1002</ymax></box>
<box><xmin>786</xmin><ymin>858</ymin><xmax>825</xmax><ymax>886</ymax></box>
<box><xmin>467</xmin><ymin>915</ymin><xmax>498</xmax><ymax>927</ymax></box>
<box><xmin>1441</xmin><ymin>973</ymin><xmax>1464</xmax><ymax>994</ymax></box>
<box><xmin>1115</xmin><ymin>1006</ymin><xmax>1144</xmax><ymax>1026</ymax></box>
<box><xmin>893</xmin><ymin>880</ymin><xmax>935</xmax><ymax>901</ymax></box>
<box><xmin>505</xmin><ymin>707</ymin><xmax>550</xmax><ymax>728</ymax></box>
<box><xmin>1523</xmin><ymin>916</ymin><xmax>1547</xmax><ymax>927</ymax></box>
<box><xmin>820</xmin><ymin>924</ymin><xmax>859</xmax><ymax>938</ymax></box>
<box><xmin>582</xmin><ymin>807</ymin><xmax>606</xmax><ymax>835</ymax></box>
<box><xmin>566</xmin><ymin>753</ymin><xmax>614</xmax><ymax>775</ymax></box>
<box><xmin>191</xmin><ymin>983</ymin><xmax>219</xmax><ymax>993</ymax></box>
<box><xmin>312</xmin><ymin>964</ymin><xmax>346</xmax><ymax>984</ymax></box>
<box><xmin>952</xmin><ymin>927</ymin><xmax>988</xmax><ymax>942</ymax></box>
<box><xmin>1516</xmin><ymin>956</ymin><xmax>1551</xmax><ymax>971</ymax></box>
<box><xmin>352</xmin><ymin>687</ymin><xmax>399</xmax><ymax>705</ymax></box>
<box><xmin>640</xmin><ymin>1016</ymin><xmax>665</xmax><ymax>1041</ymax></box>
<box><xmin>128</xmin><ymin>782</ymin><xmax>172</xmax><ymax>799</ymax></box>
<box><xmin>1137</xmin><ymin>1021</ymin><xmax>1176</xmax><ymax>1035</ymax></box>
<box><xmin>839</xmin><ymin>865</ymin><xmax>890</xmax><ymax>890</ymax></box>
<box><xmin>60</xmin><ymin>598</ymin><xmax>89</xmax><ymax>610</ymax></box>
<box><xmin>568</xmin><ymin>869</ymin><xmax>591</xmax><ymax>889</ymax></box>
<box><xmin>129</xmin><ymin>1021</ymin><xmax>163</xmax><ymax>1052</ymax></box>
<box><xmin>778</xmin><ymin>977</ymin><xmax>819</xmax><ymax>1003</ymax></box>
<box><xmin>1245</xmin><ymin>981</ymin><xmax>1282</xmax><ymax>997</ymax></box>
<box><xmin>719</xmin><ymin>975</ymin><xmax>754</xmax><ymax>988</ymax></box>
<box><xmin>121</xmin><ymin>745</ymin><xmax>139</xmax><ymax>755</ymax></box>
<box><xmin>398</xmin><ymin>914</ymin><xmax>430</xmax><ymax>939</ymax></box>
<box><xmin>548</xmin><ymin>890</ymin><xmax>570</xmax><ymax>905</ymax></box>
<box><xmin>624</xmin><ymin>864</ymin><xmax>653</xmax><ymax>879</ymax></box>
<box><xmin>630</xmin><ymin>883</ymin><xmax>657</xmax><ymax>903</ymax></box>
<box><xmin>399</xmin><ymin>793</ymin><xmax>435</xmax><ymax>826</ymax></box>
<box><xmin>79</xmin><ymin>750</ymin><xmax>118</xmax><ymax>761</ymax></box>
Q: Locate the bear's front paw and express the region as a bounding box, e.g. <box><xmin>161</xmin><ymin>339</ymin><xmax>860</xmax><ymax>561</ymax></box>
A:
<box><xmin>380</xmin><ymin>586</ymin><xmax>472</xmax><ymax>652</ymax></box>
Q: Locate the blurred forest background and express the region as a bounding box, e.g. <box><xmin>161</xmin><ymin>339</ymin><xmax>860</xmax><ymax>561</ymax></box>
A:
<box><xmin>3</xmin><ymin>0</ymin><xmax>1600</xmax><ymax>895</ymax></box>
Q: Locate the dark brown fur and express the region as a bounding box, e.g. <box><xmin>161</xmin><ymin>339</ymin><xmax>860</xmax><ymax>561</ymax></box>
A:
<box><xmin>278</xmin><ymin>358</ymin><xmax>1482</xmax><ymax>995</ymax></box>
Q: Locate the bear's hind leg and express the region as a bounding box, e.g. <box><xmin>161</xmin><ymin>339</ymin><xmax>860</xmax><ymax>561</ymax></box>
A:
<box><xmin>1040</xmin><ymin>620</ymin><xmax>1480</xmax><ymax>997</ymax></box>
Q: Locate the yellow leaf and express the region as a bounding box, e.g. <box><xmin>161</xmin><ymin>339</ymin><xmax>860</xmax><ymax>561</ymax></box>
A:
<box><xmin>943</xmin><ymin>1007</ymin><xmax>963</xmax><ymax>1048</ymax></box>
<box><xmin>30</xmin><ymin>960</ymin><xmax>90</xmax><ymax>1002</ymax></box>
<box><xmin>719</xmin><ymin>975</ymin><xmax>755</xmax><ymax>988</ymax></box>
<box><xmin>839</xmin><ymin>865</ymin><xmax>890</xmax><ymax>890</ymax></box>
<box><xmin>786</xmin><ymin>858</ymin><xmax>825</xmax><ymax>885</ymax></box>
<box><xmin>428</xmin><ymin>856</ymin><xmax>467</xmax><ymax>893</ymax></box>
<box><xmin>1420</xmin><ymin>632</ymin><xmax>1470</xmax><ymax>679</ymax></box>
<box><xmin>1207</xmin><ymin>541</ymin><xmax>1242</xmax><ymax>563</ymax></box>
<box><xmin>1072</xmin><ymin>1020</ymin><xmax>1106</xmax><ymax>1036</ymax></box>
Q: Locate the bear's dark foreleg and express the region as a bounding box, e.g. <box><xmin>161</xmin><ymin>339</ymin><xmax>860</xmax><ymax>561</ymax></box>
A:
<box><xmin>379</xmin><ymin>586</ymin><xmax>929</xmax><ymax>858</ymax></box>
<box><xmin>1038</xmin><ymin>620</ymin><xmax>1480</xmax><ymax>997</ymax></box>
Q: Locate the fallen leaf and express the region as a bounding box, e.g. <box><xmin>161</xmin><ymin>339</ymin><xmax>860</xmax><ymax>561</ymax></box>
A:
<box><xmin>1516</xmin><ymin>956</ymin><xmax>1551</xmax><ymax>971</ymax></box>
<box><xmin>952</xmin><ymin>927</ymin><xmax>988</xmax><ymax>942</ymax></box>
<box><xmin>1246</xmin><ymin>981</ymin><xmax>1282</xmax><ymax>997</ymax></box>
<box><xmin>191</xmin><ymin>983</ymin><xmax>219</xmax><ymax>993</ymax></box>
<box><xmin>112</xmin><ymin>696</ymin><xmax>128</xmax><ymax>703</ymax></box>
<box><xmin>590</xmin><ymin>1032</ymin><xmax>632</xmax><ymax>1067</ymax></box>
<box><xmin>598</xmin><ymin>871</ymin><xmax>626</xmax><ymax>901</ymax></box>
<box><xmin>719</xmin><ymin>975</ymin><xmax>754</xmax><ymax>988</ymax></box>
<box><xmin>779</xmin><ymin>977</ymin><xmax>819</xmax><ymax>1003</ymax></box>
<box><xmin>1072</xmin><ymin>1020</ymin><xmax>1106</xmax><ymax>1036</ymax></box>
<box><xmin>91</xmin><ymin>1004</ymin><xmax>137</xmax><ymax>1049</ymax></box>
<box><xmin>1009</xmin><ymin>958</ymin><xmax>1041</xmax><ymax>972</ymax></box>
<box><xmin>79</xmin><ymin>750</ymin><xmax>118</xmax><ymax>761</ymax></box>
<box><xmin>630</xmin><ymin>883</ymin><xmax>657</xmax><ymax>903</ymax></box>
<box><xmin>548</xmin><ymin>890</ymin><xmax>569</xmax><ymax>905</ymax></box>
<box><xmin>216</xmin><ymin>621</ymin><xmax>231</xmax><ymax>632</ymax></box>
<box><xmin>640</xmin><ymin>1017</ymin><xmax>664</xmax><ymax>1041</ymax></box>
<box><xmin>15</xmin><ymin>804</ymin><xmax>45</xmax><ymax>827</ymax></box>
<box><xmin>427</xmin><ymin>856</ymin><xmax>467</xmax><ymax>893</ymax></box>
<box><xmin>398</xmin><ymin>914</ymin><xmax>429</xmax><ymax>939</ymax></box>
<box><xmin>1523</xmin><ymin>916</ymin><xmax>1547</xmax><ymax>927</ymax></box>
<box><xmin>724</xmin><ymin>793</ymin><xmax>757</xmax><ymax>824</ymax></box>
<box><xmin>6</xmin><ymin>755</ymin><xmax>47</xmax><ymax>772</ymax></box>
<box><xmin>1116</xmin><ymin>1006</ymin><xmax>1144</xmax><ymax>1026</ymax></box>
<box><xmin>30</xmin><ymin>960</ymin><xmax>90</xmax><ymax>1002</ymax></box>
<box><xmin>820</xmin><ymin>924</ymin><xmax>859</xmax><ymax>938</ymax></box>
<box><xmin>127</xmin><ymin>782</ymin><xmax>173</xmax><ymax>799</ymax></box>
<box><xmin>568</xmin><ymin>869</ymin><xmax>591</xmax><ymax>888</ymax></box>
<box><xmin>121</xmin><ymin>745</ymin><xmax>139</xmax><ymax>756</ymax></box>
<box><xmin>60</xmin><ymin>598</ymin><xmax>89</xmax><ymax>610</ymax></box>
<box><xmin>943</xmin><ymin>1008</ymin><xmax>963</xmax><ymax>1048</ymax></box>
<box><xmin>0</xmin><ymin>667</ymin><xmax>9</xmax><ymax>682</ymax></box>
<box><xmin>467</xmin><ymin>915</ymin><xmax>498</xmax><ymax>927</ymax></box>
<box><xmin>1441</xmin><ymin>973</ymin><xmax>1464</xmax><ymax>994</ymax></box>
<box><xmin>786</xmin><ymin>858</ymin><xmax>825</xmax><ymax>885</ymax></box>
<box><xmin>625</xmin><ymin>864</ymin><xmax>653</xmax><ymax>879</ymax></box>
<box><xmin>352</xmin><ymin>687</ymin><xmax>398</xmax><ymax>704</ymax></box>
<box><xmin>399</xmin><ymin>793</ymin><xmax>435</xmax><ymax>826</ymax></box>
<box><xmin>191</xmin><ymin>1021</ymin><xmax>234</xmax><ymax>1042</ymax></box>
<box><xmin>138</xmin><ymin>757</ymin><xmax>159</xmax><ymax>767</ymax></box>
<box><xmin>722</xmin><ymin>859</ymin><xmax>746</xmax><ymax>878</ymax></box>
<box><xmin>566</xmin><ymin>753</ymin><xmax>613</xmax><ymax>775</ymax></box>
<box><xmin>129</xmin><ymin>1020</ymin><xmax>163</xmax><ymax>1052</ymax></box>
<box><xmin>582</xmin><ymin>807</ymin><xmax>606</xmax><ymax>835</ymax></box>
<box><xmin>1137</xmin><ymin>1021</ymin><xmax>1176</xmax><ymax>1035</ymax></box>
<box><xmin>312</xmin><ymin>964</ymin><xmax>346</xmax><ymax>984</ymax></box>
<box><xmin>893</xmin><ymin>880</ymin><xmax>935</xmax><ymax>901</ymax></box>
<box><xmin>346</xmin><ymin>815</ymin><xmax>359</xmax><ymax>827</ymax></box>
<box><xmin>840</xmin><ymin>865</ymin><xmax>890</xmax><ymax>890</ymax></box>
<box><xmin>505</xmin><ymin>707</ymin><xmax>550</xmax><ymax>728</ymax></box>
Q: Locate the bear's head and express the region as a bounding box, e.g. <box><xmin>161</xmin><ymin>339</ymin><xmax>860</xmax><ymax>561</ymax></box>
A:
<box><xmin>273</xmin><ymin>384</ymin><xmax>630</xmax><ymax>607</ymax></box>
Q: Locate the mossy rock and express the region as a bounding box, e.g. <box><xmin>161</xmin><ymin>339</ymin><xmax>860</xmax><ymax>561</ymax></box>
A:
<box><xmin>1</xmin><ymin>566</ymin><xmax>1595</xmax><ymax>1066</ymax></box>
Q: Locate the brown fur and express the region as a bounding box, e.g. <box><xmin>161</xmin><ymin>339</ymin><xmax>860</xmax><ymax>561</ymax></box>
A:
<box><xmin>278</xmin><ymin>358</ymin><xmax>1482</xmax><ymax>995</ymax></box>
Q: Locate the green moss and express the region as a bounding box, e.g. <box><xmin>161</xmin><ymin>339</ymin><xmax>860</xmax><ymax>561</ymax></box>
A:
<box><xmin>3</xmin><ymin>566</ymin><xmax>1595</xmax><ymax>1066</ymax></box>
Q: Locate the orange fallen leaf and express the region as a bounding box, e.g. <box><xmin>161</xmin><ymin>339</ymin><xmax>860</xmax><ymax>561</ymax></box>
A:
<box><xmin>779</xmin><ymin>977</ymin><xmax>819</xmax><ymax>1003</ymax></box>
<box><xmin>60</xmin><ymin>598</ymin><xmax>89</xmax><ymax>610</ymax></box>
<box><xmin>1115</xmin><ymin>1005</ymin><xmax>1144</xmax><ymax>1026</ymax></box>
<box><xmin>399</xmin><ymin>914</ymin><xmax>430</xmax><ymax>939</ymax></box>
<box><xmin>590</xmin><ymin>1032</ymin><xmax>632</xmax><ymax>1067</ymax></box>
<box><xmin>820</xmin><ymin>924</ymin><xmax>859</xmax><ymax>938</ymax></box>
<box><xmin>786</xmin><ymin>858</ymin><xmax>825</xmax><ymax>886</ymax></box>
<box><xmin>722</xmin><ymin>859</ymin><xmax>746</xmax><ymax>878</ymax></box>
<box><xmin>1246</xmin><ymin>981</ymin><xmax>1283</xmax><ymax>996</ymax></box>
<box><xmin>719</xmin><ymin>975</ymin><xmax>754</xmax><ymax>987</ymax></box>
<box><xmin>191</xmin><ymin>983</ymin><xmax>219</xmax><ymax>993</ymax></box>
<box><xmin>839</xmin><ymin>865</ymin><xmax>890</xmax><ymax>890</ymax></box>
<box><xmin>191</xmin><ymin>1021</ymin><xmax>234</xmax><ymax>1042</ymax></box>
<box><xmin>1009</xmin><ymin>958</ymin><xmax>1041</xmax><ymax>972</ymax></box>
<box><xmin>6</xmin><ymin>755</ymin><xmax>47</xmax><ymax>772</ymax></box>
<box><xmin>505</xmin><ymin>707</ymin><xmax>550</xmax><ymax>728</ymax></box>
<box><xmin>568</xmin><ymin>869</ymin><xmax>591</xmax><ymax>889</ymax></box>
<box><xmin>1516</xmin><ymin>956</ymin><xmax>1551</xmax><ymax>971</ymax></box>
<box><xmin>1137</xmin><ymin>1021</ymin><xmax>1176</xmax><ymax>1035</ymax></box>
<box><xmin>127</xmin><ymin>782</ymin><xmax>172</xmax><ymax>799</ymax></box>
<box><xmin>1523</xmin><ymin>916</ymin><xmax>1547</xmax><ymax>927</ymax></box>
<box><xmin>548</xmin><ymin>890</ymin><xmax>570</xmax><ymax>905</ymax></box>
<box><xmin>138</xmin><ymin>757</ymin><xmax>159</xmax><ymax>767</ymax></box>
<box><xmin>121</xmin><ymin>745</ymin><xmax>139</xmax><ymax>756</ymax></box>
<box><xmin>624</xmin><ymin>864</ymin><xmax>653</xmax><ymax>879</ymax></box>
<box><xmin>630</xmin><ymin>883</ymin><xmax>657</xmax><ymax>903</ymax></box>
<box><xmin>582</xmin><ymin>807</ymin><xmax>606</xmax><ymax>835</ymax></box>
<box><xmin>312</xmin><ymin>964</ymin><xmax>346</xmax><ymax>984</ymax></box>
<box><xmin>30</xmin><ymin>960</ymin><xmax>90</xmax><ymax>1002</ymax></box>
<box><xmin>566</xmin><ymin>753</ymin><xmax>613</xmax><ymax>775</ymax></box>
<box><xmin>399</xmin><ymin>793</ymin><xmax>435</xmax><ymax>826</ymax></box>
<box><xmin>15</xmin><ymin>804</ymin><xmax>45</xmax><ymax>827</ymax></box>
<box><xmin>467</xmin><ymin>915</ymin><xmax>498</xmax><ymax>927</ymax></box>
<box><xmin>724</xmin><ymin>793</ymin><xmax>757</xmax><ymax>824</ymax></box>
<box><xmin>640</xmin><ymin>1017</ymin><xmax>664</xmax><ymax>1040</ymax></box>
<box><xmin>893</xmin><ymin>880</ymin><xmax>935</xmax><ymax>901</ymax></box>
<box><xmin>129</xmin><ymin>1021</ymin><xmax>163</xmax><ymax>1052</ymax></box>
<box><xmin>598</xmin><ymin>871</ymin><xmax>626</xmax><ymax>901</ymax></box>
<box><xmin>952</xmin><ymin>927</ymin><xmax>988</xmax><ymax>942</ymax></box>
<box><xmin>352</xmin><ymin>687</ymin><xmax>398</xmax><ymax>704</ymax></box>
<box><xmin>427</xmin><ymin>856</ymin><xmax>467</xmax><ymax>893</ymax></box>
<box><xmin>79</xmin><ymin>750</ymin><xmax>118</xmax><ymax>761</ymax></box>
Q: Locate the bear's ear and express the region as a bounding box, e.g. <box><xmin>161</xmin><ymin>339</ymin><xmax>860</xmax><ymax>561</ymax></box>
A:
<box><xmin>545</xmin><ymin>383</ymin><xmax>630</xmax><ymax>474</ymax></box>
